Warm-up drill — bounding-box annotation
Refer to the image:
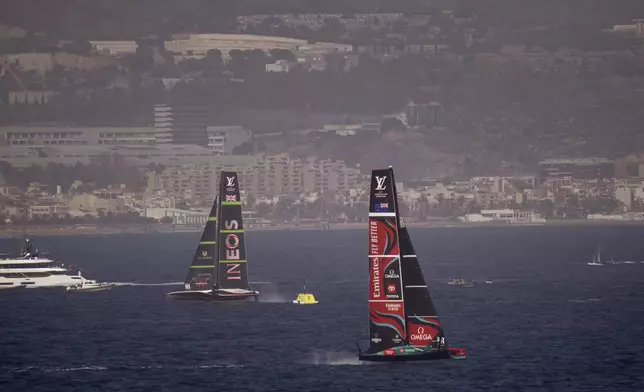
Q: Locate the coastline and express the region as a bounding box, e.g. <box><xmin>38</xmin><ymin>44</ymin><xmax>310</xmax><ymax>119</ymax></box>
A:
<box><xmin>1</xmin><ymin>219</ymin><xmax>644</xmax><ymax>237</ymax></box>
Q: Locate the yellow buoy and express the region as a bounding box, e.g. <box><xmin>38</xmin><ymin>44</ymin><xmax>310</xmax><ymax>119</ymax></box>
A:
<box><xmin>293</xmin><ymin>292</ymin><xmax>318</xmax><ymax>305</ymax></box>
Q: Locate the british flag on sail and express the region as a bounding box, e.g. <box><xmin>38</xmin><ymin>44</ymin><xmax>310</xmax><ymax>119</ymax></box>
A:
<box><xmin>373</xmin><ymin>202</ymin><xmax>389</xmax><ymax>212</ymax></box>
<box><xmin>226</xmin><ymin>195</ymin><xmax>237</xmax><ymax>202</ymax></box>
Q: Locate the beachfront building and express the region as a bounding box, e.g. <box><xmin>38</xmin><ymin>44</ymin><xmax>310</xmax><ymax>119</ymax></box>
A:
<box><xmin>461</xmin><ymin>209</ymin><xmax>546</xmax><ymax>223</ymax></box>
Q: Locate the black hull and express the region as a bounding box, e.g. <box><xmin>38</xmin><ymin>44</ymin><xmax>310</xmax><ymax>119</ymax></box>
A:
<box><xmin>167</xmin><ymin>290</ymin><xmax>259</xmax><ymax>302</ymax></box>
<box><xmin>210</xmin><ymin>291</ymin><xmax>259</xmax><ymax>302</ymax></box>
<box><xmin>358</xmin><ymin>350</ymin><xmax>450</xmax><ymax>362</ymax></box>
<box><xmin>167</xmin><ymin>290</ymin><xmax>214</xmax><ymax>301</ymax></box>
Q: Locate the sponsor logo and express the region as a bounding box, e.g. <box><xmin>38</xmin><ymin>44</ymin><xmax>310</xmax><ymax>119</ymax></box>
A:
<box><xmin>375</xmin><ymin>176</ymin><xmax>387</xmax><ymax>191</ymax></box>
<box><xmin>372</xmin><ymin>257</ymin><xmax>380</xmax><ymax>298</ymax></box>
<box><xmin>195</xmin><ymin>278</ymin><xmax>209</xmax><ymax>287</ymax></box>
<box><xmin>385</xmin><ymin>281</ymin><xmax>399</xmax><ymax>299</ymax></box>
<box><xmin>369</xmin><ymin>220</ymin><xmax>379</xmax><ymax>255</ymax></box>
<box><xmin>224</xmin><ymin>220</ymin><xmax>241</xmax><ymax>260</ymax></box>
<box><xmin>384</xmin><ymin>349</ymin><xmax>395</xmax><ymax>356</ymax></box>
<box><xmin>384</xmin><ymin>269</ymin><xmax>399</xmax><ymax>279</ymax></box>
<box><xmin>373</xmin><ymin>202</ymin><xmax>389</xmax><ymax>213</ymax></box>
<box><xmin>198</xmin><ymin>249</ymin><xmax>212</xmax><ymax>260</ymax></box>
<box><xmin>225</xmin><ymin>234</ymin><xmax>240</xmax><ymax>249</ymax></box>
<box><xmin>385</xmin><ymin>302</ymin><xmax>401</xmax><ymax>311</ymax></box>
<box><xmin>392</xmin><ymin>334</ymin><xmax>403</xmax><ymax>344</ymax></box>
<box><xmin>194</xmin><ymin>273</ymin><xmax>211</xmax><ymax>287</ymax></box>
<box><xmin>410</xmin><ymin>326</ymin><xmax>433</xmax><ymax>341</ymax></box>
<box><xmin>223</xmin><ymin>220</ymin><xmax>242</xmax><ymax>281</ymax></box>
<box><xmin>225</xmin><ymin>176</ymin><xmax>237</xmax><ymax>193</ymax></box>
<box><xmin>184</xmin><ymin>283</ymin><xmax>190</xmax><ymax>290</ymax></box>
<box><xmin>226</xmin><ymin>195</ymin><xmax>237</xmax><ymax>202</ymax></box>
<box><xmin>226</xmin><ymin>263</ymin><xmax>241</xmax><ymax>280</ymax></box>
<box><xmin>371</xmin><ymin>334</ymin><xmax>382</xmax><ymax>344</ymax></box>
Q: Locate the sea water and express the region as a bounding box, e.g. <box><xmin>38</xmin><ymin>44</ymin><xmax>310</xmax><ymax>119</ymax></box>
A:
<box><xmin>2</xmin><ymin>225</ymin><xmax>644</xmax><ymax>391</ymax></box>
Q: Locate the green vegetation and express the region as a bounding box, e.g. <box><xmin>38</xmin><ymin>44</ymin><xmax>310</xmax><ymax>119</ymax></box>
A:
<box><xmin>0</xmin><ymin>155</ymin><xmax>146</xmax><ymax>193</ymax></box>
<box><xmin>6</xmin><ymin>211</ymin><xmax>156</xmax><ymax>226</ymax></box>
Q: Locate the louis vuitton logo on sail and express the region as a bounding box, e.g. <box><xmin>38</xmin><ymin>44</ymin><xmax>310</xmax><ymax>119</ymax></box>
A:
<box><xmin>226</xmin><ymin>176</ymin><xmax>235</xmax><ymax>187</ymax></box>
<box><xmin>375</xmin><ymin>176</ymin><xmax>387</xmax><ymax>191</ymax></box>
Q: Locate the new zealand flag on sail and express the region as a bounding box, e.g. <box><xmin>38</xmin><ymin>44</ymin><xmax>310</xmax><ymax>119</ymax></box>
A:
<box><xmin>373</xmin><ymin>202</ymin><xmax>390</xmax><ymax>212</ymax></box>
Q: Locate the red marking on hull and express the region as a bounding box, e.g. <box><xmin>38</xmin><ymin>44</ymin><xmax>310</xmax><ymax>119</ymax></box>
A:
<box><xmin>448</xmin><ymin>347</ymin><xmax>467</xmax><ymax>359</ymax></box>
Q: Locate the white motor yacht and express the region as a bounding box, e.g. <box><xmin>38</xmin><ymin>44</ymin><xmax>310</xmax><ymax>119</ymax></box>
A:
<box><xmin>0</xmin><ymin>239</ymin><xmax>96</xmax><ymax>289</ymax></box>
<box><xmin>0</xmin><ymin>257</ymin><xmax>93</xmax><ymax>289</ymax></box>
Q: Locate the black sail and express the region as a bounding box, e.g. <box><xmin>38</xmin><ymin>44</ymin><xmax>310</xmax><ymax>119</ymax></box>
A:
<box><xmin>216</xmin><ymin>171</ymin><xmax>251</xmax><ymax>290</ymax></box>
<box><xmin>367</xmin><ymin>168</ymin><xmax>407</xmax><ymax>354</ymax></box>
<box><xmin>400</xmin><ymin>226</ymin><xmax>446</xmax><ymax>350</ymax></box>
<box><xmin>184</xmin><ymin>196</ymin><xmax>218</xmax><ymax>291</ymax></box>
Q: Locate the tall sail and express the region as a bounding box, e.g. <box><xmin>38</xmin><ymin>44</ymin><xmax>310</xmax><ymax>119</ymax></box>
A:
<box><xmin>216</xmin><ymin>171</ymin><xmax>251</xmax><ymax>290</ymax></box>
<box><xmin>184</xmin><ymin>196</ymin><xmax>218</xmax><ymax>290</ymax></box>
<box><xmin>367</xmin><ymin>168</ymin><xmax>406</xmax><ymax>354</ymax></box>
<box><xmin>400</xmin><ymin>227</ymin><xmax>445</xmax><ymax>349</ymax></box>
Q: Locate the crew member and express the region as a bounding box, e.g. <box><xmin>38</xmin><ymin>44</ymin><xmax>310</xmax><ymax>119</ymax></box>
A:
<box><xmin>22</xmin><ymin>238</ymin><xmax>34</xmax><ymax>258</ymax></box>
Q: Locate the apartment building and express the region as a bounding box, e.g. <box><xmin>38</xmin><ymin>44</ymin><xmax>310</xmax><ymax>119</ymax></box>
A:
<box><xmin>539</xmin><ymin>158</ymin><xmax>615</xmax><ymax>180</ymax></box>
<box><xmin>153</xmin><ymin>104</ymin><xmax>209</xmax><ymax>146</ymax></box>
<box><xmin>145</xmin><ymin>153</ymin><xmax>361</xmax><ymax>200</ymax></box>
<box><xmin>28</xmin><ymin>204</ymin><xmax>69</xmax><ymax>219</ymax></box>
<box><xmin>206</xmin><ymin>126</ymin><xmax>252</xmax><ymax>154</ymax></box>
<box><xmin>147</xmin><ymin>163</ymin><xmax>215</xmax><ymax>200</ymax></box>
<box><xmin>241</xmin><ymin>154</ymin><xmax>304</xmax><ymax>196</ymax></box>
<box><xmin>0</xmin><ymin>144</ymin><xmax>217</xmax><ymax>168</ymax></box>
<box><xmin>302</xmin><ymin>157</ymin><xmax>361</xmax><ymax>193</ymax></box>
<box><xmin>0</xmin><ymin>126</ymin><xmax>156</xmax><ymax>147</ymax></box>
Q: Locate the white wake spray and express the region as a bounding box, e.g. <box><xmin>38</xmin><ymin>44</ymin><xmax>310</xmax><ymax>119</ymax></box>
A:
<box><xmin>304</xmin><ymin>350</ymin><xmax>364</xmax><ymax>366</ymax></box>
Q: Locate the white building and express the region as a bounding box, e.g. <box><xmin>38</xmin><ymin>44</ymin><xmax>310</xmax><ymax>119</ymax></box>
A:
<box><xmin>165</xmin><ymin>33</ymin><xmax>351</xmax><ymax>60</ymax></box>
<box><xmin>615</xmin><ymin>186</ymin><xmax>633</xmax><ymax>209</ymax></box>
<box><xmin>145</xmin><ymin>207</ymin><xmax>209</xmax><ymax>225</ymax></box>
<box><xmin>265</xmin><ymin>60</ymin><xmax>291</xmax><ymax>72</ymax></box>
<box><xmin>89</xmin><ymin>41</ymin><xmax>138</xmax><ymax>56</ymax></box>
<box><xmin>461</xmin><ymin>209</ymin><xmax>546</xmax><ymax>223</ymax></box>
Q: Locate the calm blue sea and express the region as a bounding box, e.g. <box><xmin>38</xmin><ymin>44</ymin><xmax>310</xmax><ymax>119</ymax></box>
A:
<box><xmin>2</xmin><ymin>225</ymin><xmax>644</xmax><ymax>391</ymax></box>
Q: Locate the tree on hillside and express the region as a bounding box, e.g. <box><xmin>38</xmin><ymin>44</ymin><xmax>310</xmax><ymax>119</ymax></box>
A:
<box><xmin>269</xmin><ymin>49</ymin><xmax>295</xmax><ymax>63</ymax></box>
<box><xmin>380</xmin><ymin>117</ymin><xmax>406</xmax><ymax>132</ymax></box>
